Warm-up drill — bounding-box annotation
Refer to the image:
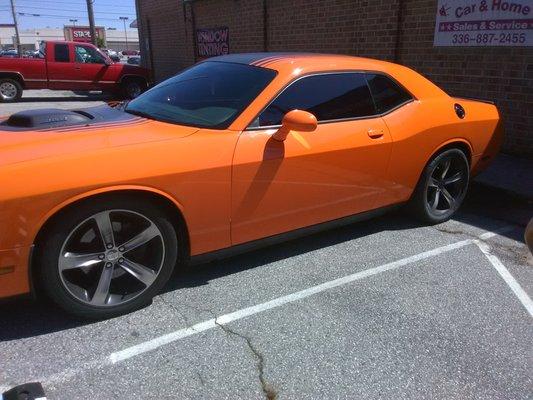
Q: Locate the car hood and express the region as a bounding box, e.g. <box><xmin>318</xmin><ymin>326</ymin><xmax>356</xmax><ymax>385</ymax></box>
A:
<box><xmin>0</xmin><ymin>104</ymin><xmax>199</xmax><ymax>167</ymax></box>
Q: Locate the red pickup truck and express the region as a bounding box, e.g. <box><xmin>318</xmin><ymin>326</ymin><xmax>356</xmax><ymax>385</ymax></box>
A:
<box><xmin>0</xmin><ymin>41</ymin><xmax>150</xmax><ymax>102</ymax></box>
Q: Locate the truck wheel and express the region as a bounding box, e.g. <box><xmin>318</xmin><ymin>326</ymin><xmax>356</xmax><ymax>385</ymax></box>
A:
<box><xmin>0</xmin><ymin>78</ymin><xmax>23</xmax><ymax>102</ymax></box>
<box><xmin>121</xmin><ymin>79</ymin><xmax>146</xmax><ymax>99</ymax></box>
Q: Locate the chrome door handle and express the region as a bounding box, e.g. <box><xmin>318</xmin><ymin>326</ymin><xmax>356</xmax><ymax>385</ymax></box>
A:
<box><xmin>367</xmin><ymin>129</ymin><xmax>384</xmax><ymax>139</ymax></box>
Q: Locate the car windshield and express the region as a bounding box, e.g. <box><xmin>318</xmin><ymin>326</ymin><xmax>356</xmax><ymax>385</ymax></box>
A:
<box><xmin>125</xmin><ymin>61</ymin><xmax>277</xmax><ymax>129</ymax></box>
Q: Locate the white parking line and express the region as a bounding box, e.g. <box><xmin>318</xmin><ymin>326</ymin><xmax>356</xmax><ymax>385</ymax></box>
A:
<box><xmin>475</xmin><ymin>240</ymin><xmax>533</xmax><ymax>318</ymax></box>
<box><xmin>0</xmin><ymin>226</ymin><xmax>518</xmax><ymax>393</ymax></box>
<box><xmin>111</xmin><ymin>239</ymin><xmax>475</xmax><ymax>363</ymax></box>
<box><xmin>110</xmin><ymin>228</ymin><xmax>514</xmax><ymax>363</ymax></box>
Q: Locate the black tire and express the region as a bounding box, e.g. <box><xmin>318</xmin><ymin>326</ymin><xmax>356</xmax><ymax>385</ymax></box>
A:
<box><xmin>409</xmin><ymin>148</ymin><xmax>470</xmax><ymax>224</ymax></box>
<box><xmin>0</xmin><ymin>78</ymin><xmax>23</xmax><ymax>102</ymax></box>
<box><xmin>38</xmin><ymin>195</ymin><xmax>178</xmax><ymax>319</ymax></box>
<box><xmin>121</xmin><ymin>78</ymin><xmax>146</xmax><ymax>99</ymax></box>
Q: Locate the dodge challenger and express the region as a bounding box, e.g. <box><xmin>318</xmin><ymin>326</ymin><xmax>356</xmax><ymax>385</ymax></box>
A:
<box><xmin>0</xmin><ymin>53</ymin><xmax>503</xmax><ymax>318</ymax></box>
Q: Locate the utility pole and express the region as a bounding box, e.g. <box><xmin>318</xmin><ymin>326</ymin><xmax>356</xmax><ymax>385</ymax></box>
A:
<box><xmin>9</xmin><ymin>0</ymin><xmax>22</xmax><ymax>56</ymax></box>
<box><xmin>86</xmin><ymin>0</ymin><xmax>97</xmax><ymax>46</ymax></box>
<box><xmin>119</xmin><ymin>16</ymin><xmax>129</xmax><ymax>50</ymax></box>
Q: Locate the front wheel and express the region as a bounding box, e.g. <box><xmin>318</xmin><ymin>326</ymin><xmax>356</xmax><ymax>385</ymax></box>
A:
<box><xmin>38</xmin><ymin>196</ymin><xmax>178</xmax><ymax>319</ymax></box>
<box><xmin>0</xmin><ymin>78</ymin><xmax>23</xmax><ymax>102</ymax></box>
<box><xmin>410</xmin><ymin>148</ymin><xmax>470</xmax><ymax>224</ymax></box>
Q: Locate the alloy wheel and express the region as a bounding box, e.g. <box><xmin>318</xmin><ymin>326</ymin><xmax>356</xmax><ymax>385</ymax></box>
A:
<box><xmin>425</xmin><ymin>155</ymin><xmax>468</xmax><ymax>215</ymax></box>
<box><xmin>58</xmin><ymin>209</ymin><xmax>165</xmax><ymax>306</ymax></box>
<box><xmin>0</xmin><ymin>82</ymin><xmax>17</xmax><ymax>100</ymax></box>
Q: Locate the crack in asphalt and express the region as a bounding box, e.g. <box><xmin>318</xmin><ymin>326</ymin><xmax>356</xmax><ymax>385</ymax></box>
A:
<box><xmin>196</xmin><ymin>371</ymin><xmax>206</xmax><ymax>386</ymax></box>
<box><xmin>433</xmin><ymin>224</ymin><xmax>528</xmax><ymax>265</ymax></box>
<box><xmin>160</xmin><ymin>298</ymin><xmax>278</xmax><ymax>399</ymax></box>
<box><xmin>157</xmin><ymin>296</ymin><xmax>213</xmax><ymax>389</ymax></box>
<box><xmin>156</xmin><ymin>298</ymin><xmax>278</xmax><ymax>397</ymax></box>
<box><xmin>157</xmin><ymin>296</ymin><xmax>192</xmax><ymax>327</ymax></box>
<box><xmin>214</xmin><ymin>317</ymin><xmax>277</xmax><ymax>400</ymax></box>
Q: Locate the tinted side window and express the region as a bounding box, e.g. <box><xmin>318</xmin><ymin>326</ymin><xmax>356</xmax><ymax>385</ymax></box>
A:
<box><xmin>366</xmin><ymin>74</ymin><xmax>412</xmax><ymax>113</ymax></box>
<box><xmin>258</xmin><ymin>73</ymin><xmax>376</xmax><ymax>126</ymax></box>
<box><xmin>54</xmin><ymin>44</ymin><xmax>69</xmax><ymax>62</ymax></box>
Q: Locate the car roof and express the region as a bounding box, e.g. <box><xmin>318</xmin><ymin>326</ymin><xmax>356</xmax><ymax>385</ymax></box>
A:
<box><xmin>209</xmin><ymin>52</ymin><xmax>447</xmax><ymax>101</ymax></box>
<box><xmin>210</xmin><ymin>52</ymin><xmax>397</xmax><ymax>72</ymax></box>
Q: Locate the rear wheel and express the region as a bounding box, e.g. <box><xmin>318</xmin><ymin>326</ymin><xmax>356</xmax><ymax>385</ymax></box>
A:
<box><xmin>0</xmin><ymin>78</ymin><xmax>23</xmax><ymax>102</ymax></box>
<box><xmin>410</xmin><ymin>148</ymin><xmax>470</xmax><ymax>224</ymax></box>
<box><xmin>38</xmin><ymin>196</ymin><xmax>178</xmax><ymax>319</ymax></box>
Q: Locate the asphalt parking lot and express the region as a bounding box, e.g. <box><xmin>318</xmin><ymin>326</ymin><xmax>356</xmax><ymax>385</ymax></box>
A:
<box><xmin>0</xmin><ymin>197</ymin><xmax>531</xmax><ymax>399</ymax></box>
<box><xmin>1</xmin><ymin>95</ymin><xmax>532</xmax><ymax>399</ymax></box>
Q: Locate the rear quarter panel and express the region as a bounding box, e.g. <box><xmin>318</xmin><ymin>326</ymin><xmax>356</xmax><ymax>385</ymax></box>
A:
<box><xmin>382</xmin><ymin>96</ymin><xmax>502</xmax><ymax>204</ymax></box>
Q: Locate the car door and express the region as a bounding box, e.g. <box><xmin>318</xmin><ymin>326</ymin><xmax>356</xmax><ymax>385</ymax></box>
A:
<box><xmin>71</xmin><ymin>44</ymin><xmax>109</xmax><ymax>90</ymax></box>
<box><xmin>47</xmin><ymin>42</ymin><xmax>75</xmax><ymax>90</ymax></box>
<box><xmin>231</xmin><ymin>72</ymin><xmax>393</xmax><ymax>245</ymax></box>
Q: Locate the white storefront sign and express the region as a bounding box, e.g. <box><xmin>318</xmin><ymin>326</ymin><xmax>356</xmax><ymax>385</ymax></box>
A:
<box><xmin>434</xmin><ymin>0</ymin><xmax>533</xmax><ymax>46</ymax></box>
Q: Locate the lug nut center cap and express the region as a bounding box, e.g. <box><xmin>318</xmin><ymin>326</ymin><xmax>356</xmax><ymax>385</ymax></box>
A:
<box><xmin>106</xmin><ymin>250</ymin><xmax>120</xmax><ymax>262</ymax></box>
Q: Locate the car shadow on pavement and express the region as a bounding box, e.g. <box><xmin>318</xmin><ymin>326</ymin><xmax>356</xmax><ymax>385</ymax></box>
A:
<box><xmin>0</xmin><ymin>212</ymin><xmax>422</xmax><ymax>341</ymax></box>
<box><xmin>0</xmin><ymin>298</ymin><xmax>90</xmax><ymax>341</ymax></box>
<box><xmin>0</xmin><ymin>185</ymin><xmax>526</xmax><ymax>341</ymax></box>
<box><xmin>165</xmin><ymin>212</ymin><xmax>423</xmax><ymax>293</ymax></box>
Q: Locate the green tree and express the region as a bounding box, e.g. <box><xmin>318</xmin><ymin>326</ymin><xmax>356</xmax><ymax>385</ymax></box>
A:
<box><xmin>96</xmin><ymin>37</ymin><xmax>105</xmax><ymax>49</ymax></box>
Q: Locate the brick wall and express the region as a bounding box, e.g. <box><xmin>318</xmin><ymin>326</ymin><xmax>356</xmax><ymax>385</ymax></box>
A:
<box><xmin>136</xmin><ymin>0</ymin><xmax>533</xmax><ymax>155</ymax></box>
<box><xmin>398</xmin><ymin>0</ymin><xmax>533</xmax><ymax>156</ymax></box>
<box><xmin>266</xmin><ymin>0</ymin><xmax>400</xmax><ymax>60</ymax></box>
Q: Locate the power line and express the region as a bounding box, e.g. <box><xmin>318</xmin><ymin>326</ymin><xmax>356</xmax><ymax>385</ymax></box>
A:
<box><xmin>4</xmin><ymin>0</ymin><xmax>136</xmax><ymax>7</ymax></box>
<box><xmin>15</xmin><ymin>5</ymin><xmax>136</xmax><ymax>15</ymax></box>
<box><xmin>17</xmin><ymin>13</ymin><xmax>133</xmax><ymax>22</ymax></box>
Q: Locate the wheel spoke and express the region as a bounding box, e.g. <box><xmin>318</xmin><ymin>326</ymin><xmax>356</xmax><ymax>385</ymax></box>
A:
<box><xmin>119</xmin><ymin>224</ymin><xmax>160</xmax><ymax>253</ymax></box>
<box><xmin>59</xmin><ymin>252</ymin><xmax>102</xmax><ymax>271</ymax></box>
<box><xmin>443</xmin><ymin>172</ymin><xmax>462</xmax><ymax>185</ymax></box>
<box><xmin>439</xmin><ymin>159</ymin><xmax>451</xmax><ymax>179</ymax></box>
<box><xmin>94</xmin><ymin>211</ymin><xmax>115</xmax><ymax>248</ymax></box>
<box><xmin>91</xmin><ymin>265</ymin><xmax>114</xmax><ymax>305</ymax></box>
<box><xmin>119</xmin><ymin>258</ymin><xmax>157</xmax><ymax>287</ymax></box>
<box><xmin>441</xmin><ymin>188</ymin><xmax>455</xmax><ymax>209</ymax></box>
<box><xmin>431</xmin><ymin>190</ymin><xmax>440</xmax><ymax>210</ymax></box>
<box><xmin>428</xmin><ymin>177</ymin><xmax>439</xmax><ymax>188</ymax></box>
<box><xmin>59</xmin><ymin>208</ymin><xmax>166</xmax><ymax>308</ymax></box>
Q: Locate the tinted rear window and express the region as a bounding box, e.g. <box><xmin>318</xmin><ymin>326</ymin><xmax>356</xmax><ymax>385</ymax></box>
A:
<box><xmin>258</xmin><ymin>73</ymin><xmax>376</xmax><ymax>126</ymax></box>
<box><xmin>366</xmin><ymin>74</ymin><xmax>412</xmax><ymax>113</ymax></box>
<box><xmin>54</xmin><ymin>44</ymin><xmax>69</xmax><ymax>62</ymax></box>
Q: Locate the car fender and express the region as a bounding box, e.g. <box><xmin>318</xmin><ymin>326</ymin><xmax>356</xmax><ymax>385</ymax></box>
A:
<box><xmin>0</xmin><ymin>70</ymin><xmax>25</xmax><ymax>86</ymax></box>
<box><xmin>429</xmin><ymin>137</ymin><xmax>474</xmax><ymax>166</ymax></box>
<box><xmin>32</xmin><ymin>184</ymin><xmax>187</xmax><ymax>246</ymax></box>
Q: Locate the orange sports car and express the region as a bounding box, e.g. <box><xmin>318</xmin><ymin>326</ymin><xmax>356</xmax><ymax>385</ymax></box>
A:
<box><xmin>0</xmin><ymin>53</ymin><xmax>502</xmax><ymax>318</ymax></box>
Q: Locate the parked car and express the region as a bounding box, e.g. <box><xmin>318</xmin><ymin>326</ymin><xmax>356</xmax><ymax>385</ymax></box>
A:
<box><xmin>0</xmin><ymin>40</ymin><xmax>151</xmax><ymax>102</ymax></box>
<box><xmin>127</xmin><ymin>56</ymin><xmax>141</xmax><ymax>65</ymax></box>
<box><xmin>0</xmin><ymin>50</ymin><xmax>18</xmax><ymax>58</ymax></box>
<box><xmin>121</xmin><ymin>49</ymin><xmax>138</xmax><ymax>56</ymax></box>
<box><xmin>0</xmin><ymin>53</ymin><xmax>502</xmax><ymax>318</ymax></box>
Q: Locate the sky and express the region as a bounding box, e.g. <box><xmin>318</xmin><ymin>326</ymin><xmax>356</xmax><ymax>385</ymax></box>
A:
<box><xmin>0</xmin><ymin>0</ymin><xmax>137</xmax><ymax>30</ymax></box>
